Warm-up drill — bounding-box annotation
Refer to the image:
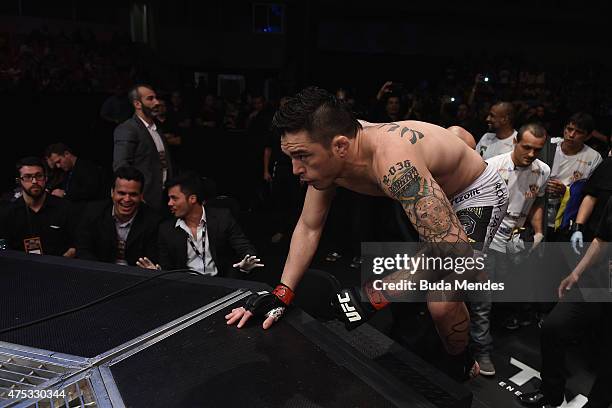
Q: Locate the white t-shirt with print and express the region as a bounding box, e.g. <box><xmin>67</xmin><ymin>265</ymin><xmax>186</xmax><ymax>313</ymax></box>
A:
<box><xmin>486</xmin><ymin>152</ymin><xmax>550</xmax><ymax>253</ymax></box>
<box><xmin>546</xmin><ymin>141</ymin><xmax>603</xmax><ymax>227</ymax></box>
<box><xmin>476</xmin><ymin>130</ymin><xmax>517</xmax><ymax>160</ymax></box>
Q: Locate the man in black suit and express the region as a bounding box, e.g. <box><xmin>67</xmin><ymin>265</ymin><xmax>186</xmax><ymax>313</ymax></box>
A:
<box><xmin>45</xmin><ymin>143</ymin><xmax>105</xmax><ymax>205</ymax></box>
<box><xmin>113</xmin><ymin>84</ymin><xmax>175</xmax><ymax>211</ymax></box>
<box><xmin>137</xmin><ymin>172</ymin><xmax>262</xmax><ymax>279</ymax></box>
<box><xmin>76</xmin><ymin>166</ymin><xmax>161</xmax><ymax>266</ymax></box>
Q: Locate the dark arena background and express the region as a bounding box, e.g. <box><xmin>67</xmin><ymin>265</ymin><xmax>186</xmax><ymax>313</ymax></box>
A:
<box><xmin>1</xmin><ymin>1</ymin><xmax>612</xmax><ymax>407</ymax></box>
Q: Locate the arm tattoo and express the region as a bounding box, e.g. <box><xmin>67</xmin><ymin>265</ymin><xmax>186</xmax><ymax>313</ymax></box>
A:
<box><xmin>383</xmin><ymin>161</ymin><xmax>468</xmax><ymax>244</ymax></box>
<box><xmin>377</xmin><ymin>123</ymin><xmax>425</xmax><ymax>144</ymax></box>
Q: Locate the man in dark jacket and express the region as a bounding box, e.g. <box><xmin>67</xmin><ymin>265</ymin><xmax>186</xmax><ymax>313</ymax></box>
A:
<box><xmin>1</xmin><ymin>157</ymin><xmax>75</xmax><ymax>257</ymax></box>
<box><xmin>45</xmin><ymin>143</ymin><xmax>106</xmax><ymax>204</ymax></box>
<box><xmin>113</xmin><ymin>84</ymin><xmax>175</xmax><ymax>210</ymax></box>
<box><xmin>76</xmin><ymin>167</ymin><xmax>161</xmax><ymax>266</ymax></box>
<box><xmin>137</xmin><ymin>172</ymin><xmax>261</xmax><ymax>279</ymax></box>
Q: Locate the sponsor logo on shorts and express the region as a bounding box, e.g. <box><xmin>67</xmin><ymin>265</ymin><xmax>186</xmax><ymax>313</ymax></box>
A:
<box><xmin>451</xmin><ymin>188</ymin><xmax>481</xmax><ymax>206</ymax></box>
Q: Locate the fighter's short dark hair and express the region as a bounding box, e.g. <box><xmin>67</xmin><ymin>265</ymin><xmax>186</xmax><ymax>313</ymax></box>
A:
<box><xmin>272</xmin><ymin>86</ymin><xmax>362</xmax><ymax>146</ymax></box>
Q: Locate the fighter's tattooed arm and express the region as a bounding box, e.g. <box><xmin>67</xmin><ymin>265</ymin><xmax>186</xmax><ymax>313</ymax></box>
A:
<box><xmin>376</xmin><ymin>158</ymin><xmax>474</xmax><ymax>359</ymax></box>
<box><xmin>377</xmin><ymin>123</ymin><xmax>425</xmax><ymax>145</ymax></box>
<box><xmin>382</xmin><ymin>160</ymin><xmax>469</xmax><ymax>245</ymax></box>
<box><xmin>375</xmin><ymin>159</ymin><xmax>474</xmax><ymax>292</ymax></box>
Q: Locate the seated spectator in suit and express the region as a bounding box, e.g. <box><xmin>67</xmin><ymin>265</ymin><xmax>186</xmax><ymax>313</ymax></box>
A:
<box><xmin>76</xmin><ymin>166</ymin><xmax>161</xmax><ymax>266</ymax></box>
<box><xmin>44</xmin><ymin>143</ymin><xmax>106</xmax><ymax>205</ymax></box>
<box><xmin>136</xmin><ymin>172</ymin><xmax>262</xmax><ymax>278</ymax></box>
<box><xmin>0</xmin><ymin>157</ymin><xmax>75</xmax><ymax>257</ymax></box>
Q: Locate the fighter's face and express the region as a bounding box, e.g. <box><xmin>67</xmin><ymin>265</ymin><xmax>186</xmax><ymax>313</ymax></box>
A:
<box><xmin>281</xmin><ymin>131</ymin><xmax>343</xmax><ymax>190</ymax></box>
<box><xmin>414</xmin><ymin>196</ymin><xmax>450</xmax><ymax>235</ymax></box>
<box><xmin>513</xmin><ymin>131</ymin><xmax>545</xmax><ymax>167</ymax></box>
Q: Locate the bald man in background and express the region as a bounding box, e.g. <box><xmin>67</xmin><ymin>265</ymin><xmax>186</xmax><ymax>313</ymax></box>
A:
<box><xmin>476</xmin><ymin>102</ymin><xmax>517</xmax><ymax>159</ymax></box>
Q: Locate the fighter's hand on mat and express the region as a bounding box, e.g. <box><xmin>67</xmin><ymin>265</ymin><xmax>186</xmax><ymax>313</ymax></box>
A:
<box><xmin>226</xmin><ymin>283</ymin><xmax>294</xmax><ymax>329</ymax></box>
<box><xmin>136</xmin><ymin>257</ymin><xmax>161</xmax><ymax>270</ymax></box>
<box><xmin>558</xmin><ymin>272</ymin><xmax>579</xmax><ymax>299</ymax></box>
<box><xmin>232</xmin><ymin>254</ymin><xmax>264</xmax><ymax>273</ymax></box>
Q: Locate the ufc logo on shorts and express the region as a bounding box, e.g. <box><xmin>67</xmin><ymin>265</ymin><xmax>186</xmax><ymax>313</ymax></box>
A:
<box><xmin>337</xmin><ymin>292</ymin><xmax>362</xmax><ymax>322</ymax></box>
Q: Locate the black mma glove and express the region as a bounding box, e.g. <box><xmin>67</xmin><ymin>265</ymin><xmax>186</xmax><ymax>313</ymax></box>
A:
<box><xmin>333</xmin><ymin>284</ymin><xmax>389</xmax><ymax>331</ymax></box>
<box><xmin>244</xmin><ymin>283</ymin><xmax>295</xmax><ymax>322</ymax></box>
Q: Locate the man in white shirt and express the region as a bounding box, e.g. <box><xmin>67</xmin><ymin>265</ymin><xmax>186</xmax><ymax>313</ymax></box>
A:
<box><xmin>113</xmin><ymin>84</ymin><xmax>175</xmax><ymax>211</ymax></box>
<box><xmin>545</xmin><ymin>112</ymin><xmax>602</xmax><ymax>238</ymax></box>
<box><xmin>475</xmin><ymin>102</ymin><xmax>517</xmax><ymax>160</ymax></box>
<box><xmin>470</xmin><ymin>123</ymin><xmax>550</xmax><ymax>376</ymax></box>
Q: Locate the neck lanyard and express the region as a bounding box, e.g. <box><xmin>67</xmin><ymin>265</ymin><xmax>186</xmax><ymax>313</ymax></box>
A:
<box><xmin>187</xmin><ymin>222</ymin><xmax>207</xmax><ymax>263</ymax></box>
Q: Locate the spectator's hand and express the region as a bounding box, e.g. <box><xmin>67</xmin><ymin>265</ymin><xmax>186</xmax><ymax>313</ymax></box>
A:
<box><xmin>62</xmin><ymin>247</ymin><xmax>76</xmax><ymax>258</ymax></box>
<box><xmin>233</xmin><ymin>254</ymin><xmax>264</xmax><ymax>273</ymax></box>
<box><xmin>376</xmin><ymin>81</ymin><xmax>393</xmax><ymax>100</ymax></box>
<box><xmin>558</xmin><ymin>272</ymin><xmax>579</xmax><ymax>299</ymax></box>
<box><xmin>570</xmin><ymin>231</ymin><xmax>584</xmax><ymax>255</ymax></box>
<box><xmin>51</xmin><ymin>189</ymin><xmax>66</xmax><ymax>198</ymax></box>
<box><xmin>137</xmin><ymin>257</ymin><xmax>161</xmax><ymax>270</ymax></box>
<box><xmin>263</xmin><ymin>171</ymin><xmax>272</xmax><ymax>182</ymax></box>
<box><xmin>545</xmin><ymin>179</ymin><xmax>566</xmax><ymax>197</ymax></box>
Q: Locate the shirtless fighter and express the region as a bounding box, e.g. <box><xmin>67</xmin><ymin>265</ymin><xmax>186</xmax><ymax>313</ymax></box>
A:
<box><xmin>226</xmin><ymin>87</ymin><xmax>508</xmax><ymax>377</ymax></box>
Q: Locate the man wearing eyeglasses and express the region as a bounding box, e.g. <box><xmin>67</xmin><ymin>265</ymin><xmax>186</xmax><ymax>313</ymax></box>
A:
<box><xmin>0</xmin><ymin>157</ymin><xmax>76</xmax><ymax>257</ymax></box>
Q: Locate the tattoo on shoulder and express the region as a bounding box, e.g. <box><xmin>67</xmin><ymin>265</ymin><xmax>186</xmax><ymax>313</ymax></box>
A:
<box><xmin>382</xmin><ymin>161</ymin><xmax>467</xmax><ymax>243</ymax></box>
<box><xmin>378</xmin><ymin>123</ymin><xmax>425</xmax><ymax>145</ymax></box>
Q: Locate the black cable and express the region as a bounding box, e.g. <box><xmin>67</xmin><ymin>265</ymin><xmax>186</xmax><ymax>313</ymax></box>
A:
<box><xmin>0</xmin><ymin>268</ymin><xmax>199</xmax><ymax>335</ymax></box>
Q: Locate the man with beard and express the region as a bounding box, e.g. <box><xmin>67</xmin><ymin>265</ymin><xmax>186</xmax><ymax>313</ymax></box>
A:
<box><xmin>475</xmin><ymin>101</ymin><xmax>517</xmax><ymax>159</ymax></box>
<box><xmin>1</xmin><ymin>157</ymin><xmax>75</xmax><ymax>257</ymax></box>
<box><xmin>113</xmin><ymin>84</ymin><xmax>175</xmax><ymax>211</ymax></box>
